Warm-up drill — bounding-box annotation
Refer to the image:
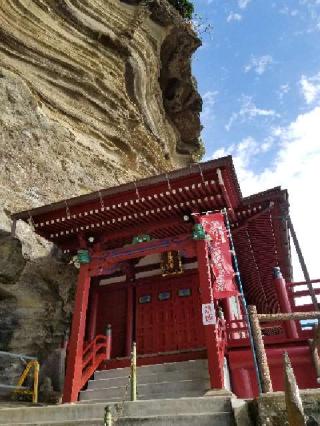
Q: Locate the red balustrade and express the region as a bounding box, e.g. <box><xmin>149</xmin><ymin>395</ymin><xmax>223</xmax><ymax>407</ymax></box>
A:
<box><xmin>286</xmin><ymin>279</ymin><xmax>320</xmax><ymax>313</ymax></box>
<box><xmin>64</xmin><ymin>332</ymin><xmax>111</xmax><ymax>402</ymax></box>
<box><xmin>81</xmin><ymin>334</ymin><xmax>111</xmax><ymax>390</ymax></box>
<box><xmin>226</xmin><ymin>319</ymin><xmax>287</xmax><ymax>345</ymax></box>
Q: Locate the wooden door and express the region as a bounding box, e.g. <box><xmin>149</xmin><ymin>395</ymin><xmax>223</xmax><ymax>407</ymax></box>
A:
<box><xmin>96</xmin><ymin>284</ymin><xmax>127</xmax><ymax>358</ymax></box>
<box><xmin>135</xmin><ymin>273</ymin><xmax>205</xmax><ymax>355</ymax></box>
<box><xmin>174</xmin><ymin>275</ymin><xmax>205</xmax><ymax>350</ymax></box>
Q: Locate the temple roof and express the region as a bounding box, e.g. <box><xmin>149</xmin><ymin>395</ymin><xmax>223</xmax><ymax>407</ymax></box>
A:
<box><xmin>12</xmin><ymin>156</ymin><xmax>242</xmax><ymax>251</ymax></box>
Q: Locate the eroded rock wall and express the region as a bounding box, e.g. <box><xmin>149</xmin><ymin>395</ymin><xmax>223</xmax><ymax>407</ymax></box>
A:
<box><xmin>0</xmin><ymin>0</ymin><xmax>201</xmax><ymax>214</ymax></box>
<box><xmin>0</xmin><ymin>0</ymin><xmax>201</xmax><ymax>392</ymax></box>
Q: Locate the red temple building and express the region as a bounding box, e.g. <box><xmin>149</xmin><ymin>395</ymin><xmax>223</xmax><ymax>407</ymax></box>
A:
<box><xmin>12</xmin><ymin>156</ymin><xmax>319</xmax><ymax>403</ymax></box>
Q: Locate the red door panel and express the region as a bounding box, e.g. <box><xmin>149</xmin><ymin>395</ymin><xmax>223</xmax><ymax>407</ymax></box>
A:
<box><xmin>135</xmin><ymin>283</ymin><xmax>156</xmax><ymax>355</ymax></box>
<box><xmin>175</xmin><ymin>277</ymin><xmax>205</xmax><ymax>350</ymax></box>
<box><xmin>96</xmin><ymin>285</ymin><xmax>127</xmax><ymax>358</ymax></box>
<box><xmin>136</xmin><ymin>273</ymin><xmax>205</xmax><ymax>355</ymax></box>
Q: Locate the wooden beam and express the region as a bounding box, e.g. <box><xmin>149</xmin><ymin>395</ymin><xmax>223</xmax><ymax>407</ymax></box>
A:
<box><xmin>88</xmin><ymin>234</ymin><xmax>196</xmax><ymax>277</ymax></box>
<box><xmin>257</xmin><ymin>312</ymin><xmax>320</xmax><ymax>322</ymax></box>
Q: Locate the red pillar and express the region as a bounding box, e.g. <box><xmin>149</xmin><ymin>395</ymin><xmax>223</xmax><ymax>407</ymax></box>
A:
<box><xmin>87</xmin><ymin>287</ymin><xmax>98</xmax><ymax>341</ymax></box>
<box><xmin>63</xmin><ymin>264</ymin><xmax>91</xmax><ymax>403</ymax></box>
<box><xmin>273</xmin><ymin>267</ymin><xmax>299</xmax><ymax>339</ymax></box>
<box><xmin>221</xmin><ymin>298</ymin><xmax>233</xmax><ymax>322</ymax></box>
<box><xmin>126</xmin><ymin>284</ymin><xmax>134</xmax><ymax>356</ymax></box>
<box><xmin>196</xmin><ymin>239</ymin><xmax>224</xmax><ymax>389</ymax></box>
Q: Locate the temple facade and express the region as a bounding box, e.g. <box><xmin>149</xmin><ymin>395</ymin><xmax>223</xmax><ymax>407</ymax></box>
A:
<box><xmin>12</xmin><ymin>156</ymin><xmax>319</xmax><ymax>403</ymax></box>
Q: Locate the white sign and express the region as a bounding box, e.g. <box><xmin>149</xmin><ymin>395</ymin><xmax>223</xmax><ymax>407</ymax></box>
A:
<box><xmin>202</xmin><ymin>303</ymin><xmax>216</xmax><ymax>325</ymax></box>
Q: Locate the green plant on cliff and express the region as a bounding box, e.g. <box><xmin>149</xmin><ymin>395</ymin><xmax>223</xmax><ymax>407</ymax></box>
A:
<box><xmin>192</xmin><ymin>137</ymin><xmax>206</xmax><ymax>162</ymax></box>
<box><xmin>169</xmin><ymin>0</ymin><xmax>194</xmax><ymax>19</ymax></box>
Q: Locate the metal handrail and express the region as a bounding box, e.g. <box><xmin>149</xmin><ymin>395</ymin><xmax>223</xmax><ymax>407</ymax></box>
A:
<box><xmin>0</xmin><ymin>350</ymin><xmax>36</xmax><ymax>360</ymax></box>
<box><xmin>0</xmin><ymin>354</ymin><xmax>40</xmax><ymax>404</ymax></box>
<box><xmin>104</xmin><ymin>341</ymin><xmax>137</xmax><ymax>426</ymax></box>
<box><xmin>0</xmin><ymin>351</ymin><xmax>39</xmax><ymax>403</ymax></box>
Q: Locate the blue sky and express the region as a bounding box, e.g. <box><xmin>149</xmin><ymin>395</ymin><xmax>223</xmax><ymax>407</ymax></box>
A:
<box><xmin>192</xmin><ymin>0</ymin><xmax>320</xmax><ymax>280</ymax></box>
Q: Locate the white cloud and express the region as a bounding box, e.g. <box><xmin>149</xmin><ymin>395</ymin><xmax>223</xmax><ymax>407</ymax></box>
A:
<box><xmin>300</xmin><ymin>72</ymin><xmax>320</xmax><ymax>104</ymax></box>
<box><xmin>227</xmin><ymin>12</ymin><xmax>242</xmax><ymax>22</ymax></box>
<box><xmin>244</xmin><ymin>55</ymin><xmax>273</xmax><ymax>75</ymax></box>
<box><xmin>238</xmin><ymin>0</ymin><xmax>251</xmax><ymax>9</ymax></box>
<box><xmin>226</xmin><ymin>96</ymin><xmax>278</xmax><ymax>131</ymax></box>
<box><xmin>214</xmin><ymin>107</ymin><xmax>320</xmax><ymax>280</ymax></box>
<box><xmin>201</xmin><ymin>90</ymin><xmax>219</xmax><ymax>126</ymax></box>
<box><xmin>278</xmin><ymin>83</ymin><xmax>290</xmax><ymax>100</ymax></box>
<box><xmin>279</xmin><ymin>6</ymin><xmax>299</xmax><ymax>16</ymax></box>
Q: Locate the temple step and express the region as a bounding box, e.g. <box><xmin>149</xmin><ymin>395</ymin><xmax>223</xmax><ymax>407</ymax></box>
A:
<box><xmin>80</xmin><ymin>379</ymin><xmax>210</xmax><ymax>401</ymax></box>
<box><xmin>80</xmin><ymin>359</ymin><xmax>210</xmax><ymax>402</ymax></box>
<box><xmin>0</xmin><ymin>397</ymin><xmax>234</xmax><ymax>425</ymax></box>
<box><xmin>94</xmin><ymin>358</ymin><xmax>208</xmax><ymax>380</ymax></box>
<box><xmin>88</xmin><ymin>369</ymin><xmax>209</xmax><ymax>389</ymax></box>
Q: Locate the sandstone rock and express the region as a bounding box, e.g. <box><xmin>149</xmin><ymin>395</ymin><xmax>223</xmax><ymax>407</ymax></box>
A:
<box><xmin>0</xmin><ymin>0</ymin><xmax>202</xmax><ymax>394</ymax></box>
<box><xmin>0</xmin><ymin>0</ymin><xmax>202</xmax><ymax>216</ymax></box>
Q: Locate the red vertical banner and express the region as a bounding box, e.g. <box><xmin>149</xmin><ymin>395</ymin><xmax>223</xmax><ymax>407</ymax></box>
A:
<box><xmin>199</xmin><ymin>213</ymin><xmax>238</xmax><ymax>299</ymax></box>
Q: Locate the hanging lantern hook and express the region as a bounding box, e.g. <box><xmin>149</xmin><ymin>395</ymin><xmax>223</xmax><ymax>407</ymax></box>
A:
<box><xmin>133</xmin><ymin>181</ymin><xmax>140</xmax><ymax>199</ymax></box>
<box><xmin>198</xmin><ymin>163</ymin><xmax>205</xmax><ymax>184</ymax></box>
<box><xmin>65</xmin><ymin>200</ymin><xmax>71</xmax><ymax>219</ymax></box>
<box><xmin>98</xmin><ymin>190</ymin><xmax>105</xmax><ymax>210</ymax></box>
<box><xmin>165</xmin><ymin>173</ymin><xmax>172</xmax><ymax>191</ymax></box>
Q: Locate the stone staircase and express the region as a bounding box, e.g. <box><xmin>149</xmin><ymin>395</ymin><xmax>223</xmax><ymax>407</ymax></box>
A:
<box><xmin>0</xmin><ymin>360</ymin><xmax>238</xmax><ymax>425</ymax></box>
<box><xmin>80</xmin><ymin>359</ymin><xmax>210</xmax><ymax>402</ymax></box>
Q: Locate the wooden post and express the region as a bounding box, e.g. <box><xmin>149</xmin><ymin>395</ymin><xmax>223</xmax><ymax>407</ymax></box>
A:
<box><xmin>104</xmin><ymin>406</ymin><xmax>113</xmax><ymax>426</ymax></box>
<box><xmin>196</xmin><ymin>239</ymin><xmax>224</xmax><ymax>389</ymax></box>
<box><xmin>131</xmin><ymin>342</ymin><xmax>137</xmax><ymax>401</ymax></box>
<box><xmin>248</xmin><ymin>305</ymin><xmax>273</xmax><ymax>393</ymax></box>
<box><xmin>287</xmin><ymin>216</ymin><xmax>319</xmax><ymax>311</ymax></box>
<box><xmin>33</xmin><ymin>361</ymin><xmax>40</xmax><ymax>404</ymax></box>
<box><xmin>63</xmin><ymin>264</ymin><xmax>91</xmax><ymax>403</ymax></box>
<box><xmin>309</xmin><ymin>325</ymin><xmax>320</xmax><ymax>384</ymax></box>
<box><xmin>105</xmin><ymin>324</ymin><xmax>112</xmax><ymax>360</ymax></box>
<box><xmin>273</xmin><ymin>267</ymin><xmax>299</xmax><ymax>339</ymax></box>
<box><xmin>284</xmin><ymin>352</ymin><xmax>306</xmax><ymax>426</ymax></box>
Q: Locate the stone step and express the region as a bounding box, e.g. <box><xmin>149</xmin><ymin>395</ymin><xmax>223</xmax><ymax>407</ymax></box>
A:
<box><xmin>5</xmin><ymin>413</ymin><xmax>233</xmax><ymax>426</ymax></box>
<box><xmin>78</xmin><ymin>390</ymin><xmax>215</xmax><ymax>403</ymax></box>
<box><xmin>88</xmin><ymin>368</ymin><xmax>209</xmax><ymax>390</ymax></box>
<box><xmin>80</xmin><ymin>379</ymin><xmax>210</xmax><ymax>401</ymax></box>
<box><xmin>95</xmin><ymin>359</ymin><xmax>208</xmax><ymax>380</ymax></box>
<box><xmin>116</xmin><ymin>413</ymin><xmax>234</xmax><ymax>426</ymax></box>
<box><xmin>0</xmin><ymin>397</ymin><xmax>232</xmax><ymax>424</ymax></box>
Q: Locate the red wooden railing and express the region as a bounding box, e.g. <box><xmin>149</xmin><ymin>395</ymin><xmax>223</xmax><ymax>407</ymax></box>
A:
<box><xmin>63</xmin><ymin>330</ymin><xmax>111</xmax><ymax>402</ymax></box>
<box><xmin>81</xmin><ymin>335</ymin><xmax>111</xmax><ymax>388</ymax></box>
<box><xmin>226</xmin><ymin>319</ymin><xmax>286</xmax><ymax>344</ymax></box>
<box><xmin>80</xmin><ymin>334</ymin><xmax>111</xmax><ymax>391</ymax></box>
<box><xmin>286</xmin><ymin>279</ymin><xmax>320</xmax><ymax>313</ymax></box>
<box><xmin>226</xmin><ymin>279</ymin><xmax>320</xmax><ymax>345</ymax></box>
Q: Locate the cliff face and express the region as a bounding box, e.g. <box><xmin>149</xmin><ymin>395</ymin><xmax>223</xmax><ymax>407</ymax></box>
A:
<box><xmin>0</xmin><ymin>0</ymin><xmax>201</xmax><ymax>215</ymax></box>
<box><xmin>0</xmin><ymin>0</ymin><xmax>202</xmax><ymax>393</ymax></box>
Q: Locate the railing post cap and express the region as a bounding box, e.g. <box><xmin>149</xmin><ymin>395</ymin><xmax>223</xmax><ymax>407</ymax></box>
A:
<box><xmin>248</xmin><ymin>305</ymin><xmax>257</xmax><ymax>313</ymax></box>
<box><xmin>273</xmin><ymin>266</ymin><xmax>282</xmax><ymax>279</ymax></box>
